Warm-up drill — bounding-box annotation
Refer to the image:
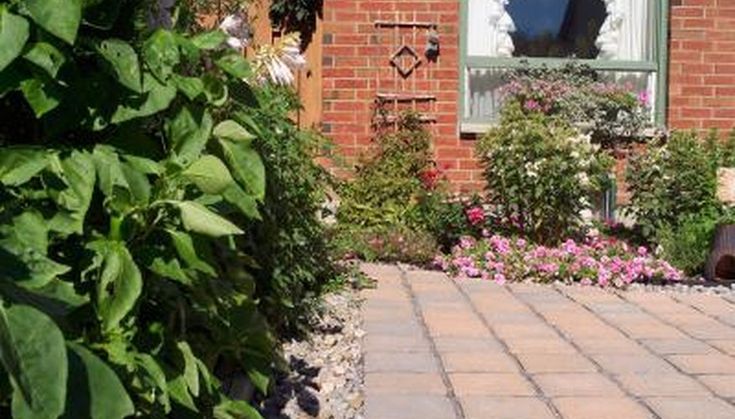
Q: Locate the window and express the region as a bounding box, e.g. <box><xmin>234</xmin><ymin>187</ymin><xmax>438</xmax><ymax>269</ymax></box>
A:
<box><xmin>460</xmin><ymin>0</ymin><xmax>669</xmax><ymax>132</ymax></box>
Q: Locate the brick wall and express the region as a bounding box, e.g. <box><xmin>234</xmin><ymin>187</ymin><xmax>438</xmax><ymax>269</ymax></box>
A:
<box><xmin>669</xmin><ymin>0</ymin><xmax>735</xmax><ymax>131</ymax></box>
<box><xmin>321</xmin><ymin>0</ymin><xmax>735</xmax><ymax>192</ymax></box>
<box><xmin>321</xmin><ymin>0</ymin><xmax>483</xmax><ymax>191</ymax></box>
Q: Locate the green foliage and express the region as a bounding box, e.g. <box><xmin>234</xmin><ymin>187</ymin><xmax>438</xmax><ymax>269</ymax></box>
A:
<box><xmin>0</xmin><ymin>0</ymin><xmax>311</xmax><ymax>417</ymax></box>
<box><xmin>330</xmin><ymin>224</ymin><xmax>439</xmax><ymax>266</ymax></box>
<box><xmin>334</xmin><ymin>113</ymin><xmax>467</xmax><ymax>264</ymax></box>
<box><xmin>477</xmin><ymin>103</ymin><xmax>613</xmax><ymax>244</ymax></box>
<box><xmin>232</xmin><ymin>86</ymin><xmax>336</xmax><ymax>336</ymax></box>
<box><xmin>338</xmin><ymin>113</ymin><xmax>433</xmax><ymax>229</ymax></box>
<box><xmin>655</xmin><ymin>209</ymin><xmax>735</xmax><ymax>276</ymax></box>
<box><xmin>625</xmin><ymin>131</ymin><xmax>720</xmax><ymax>240</ymax></box>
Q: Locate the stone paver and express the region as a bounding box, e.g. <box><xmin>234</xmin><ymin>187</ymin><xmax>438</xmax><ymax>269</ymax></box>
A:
<box><xmin>360</xmin><ymin>264</ymin><xmax>735</xmax><ymax>419</ymax></box>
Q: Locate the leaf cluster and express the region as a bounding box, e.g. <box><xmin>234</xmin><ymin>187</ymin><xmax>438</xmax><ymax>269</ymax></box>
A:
<box><xmin>0</xmin><ymin>1</ymin><xmax>293</xmax><ymax>418</ymax></box>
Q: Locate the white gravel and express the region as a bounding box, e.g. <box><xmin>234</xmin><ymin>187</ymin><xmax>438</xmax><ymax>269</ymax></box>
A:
<box><xmin>260</xmin><ymin>289</ymin><xmax>366</xmax><ymax>419</ymax></box>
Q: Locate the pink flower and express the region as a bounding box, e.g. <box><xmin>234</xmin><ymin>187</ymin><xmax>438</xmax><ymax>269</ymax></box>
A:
<box><xmin>524</xmin><ymin>99</ymin><xmax>542</xmax><ymax>112</ymax></box>
<box><xmin>494</xmin><ymin>273</ymin><xmax>507</xmax><ymax>285</ymax></box>
<box><xmin>466</xmin><ymin>206</ymin><xmax>486</xmax><ymax>226</ymax></box>
<box><xmin>637</xmin><ymin>90</ymin><xmax>650</xmax><ymax>107</ymax></box>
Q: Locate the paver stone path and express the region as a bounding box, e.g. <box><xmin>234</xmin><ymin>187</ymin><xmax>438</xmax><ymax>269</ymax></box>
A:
<box><xmin>361</xmin><ymin>264</ymin><xmax>735</xmax><ymax>419</ymax></box>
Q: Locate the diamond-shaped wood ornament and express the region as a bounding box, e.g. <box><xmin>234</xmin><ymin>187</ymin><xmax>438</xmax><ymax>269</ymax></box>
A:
<box><xmin>390</xmin><ymin>45</ymin><xmax>421</xmax><ymax>78</ymax></box>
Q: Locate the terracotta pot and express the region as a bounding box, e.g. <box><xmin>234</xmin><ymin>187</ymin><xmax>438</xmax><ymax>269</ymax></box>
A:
<box><xmin>717</xmin><ymin>168</ymin><xmax>735</xmax><ymax>204</ymax></box>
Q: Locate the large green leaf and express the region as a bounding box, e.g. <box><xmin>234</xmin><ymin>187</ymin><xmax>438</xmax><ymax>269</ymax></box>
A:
<box><xmin>167</xmin><ymin>230</ymin><xmax>216</xmax><ymax>276</ymax></box>
<box><xmin>143</xmin><ymin>29</ymin><xmax>180</xmax><ymax>82</ymax></box>
<box><xmin>190</xmin><ymin>30</ymin><xmax>227</xmax><ymax>50</ymax></box>
<box><xmin>0</xmin><ymin>212</ymin><xmax>71</xmax><ymax>289</ymax></box>
<box><xmin>134</xmin><ymin>354</ymin><xmax>170</xmax><ymax>412</ymax></box>
<box><xmin>96</xmin><ymin>39</ymin><xmax>142</xmax><ymax>92</ymax></box>
<box><xmin>20</xmin><ymin>77</ymin><xmax>63</xmax><ymax>117</ymax></box>
<box><xmin>49</xmin><ymin>150</ymin><xmax>96</xmax><ymax>235</ymax></box>
<box><xmin>167</xmin><ymin>201</ymin><xmax>243</xmax><ymax>237</ymax></box>
<box><xmin>0</xmin><ymin>8</ymin><xmax>30</xmax><ymax>72</ymax></box>
<box><xmin>171</xmin><ymin>74</ymin><xmax>204</xmax><ymax>101</ymax></box>
<box><xmin>111</xmin><ymin>73</ymin><xmax>177</xmax><ymax>124</ymax></box>
<box><xmin>214</xmin><ymin>400</ymin><xmax>262</xmax><ymax>419</ymax></box>
<box><xmin>182</xmin><ymin>155</ymin><xmax>234</xmax><ymax>194</ymax></box>
<box><xmin>216</xmin><ymin>54</ymin><xmax>252</xmax><ymax>80</ymax></box>
<box><xmin>216</xmin><ymin>132</ymin><xmax>265</xmax><ymax>200</ymax></box>
<box><xmin>0</xmin><ymin>304</ymin><xmax>67</xmax><ymax>419</ymax></box>
<box><xmin>176</xmin><ymin>341</ymin><xmax>200</xmax><ymax>397</ymax></box>
<box><xmin>62</xmin><ymin>343</ymin><xmax>134</xmax><ymax>419</ymax></box>
<box><xmin>91</xmin><ymin>241</ymin><xmax>143</xmax><ymax>331</ymax></box>
<box><xmin>213</xmin><ymin>120</ymin><xmax>255</xmax><ymax>144</ymax></box>
<box><xmin>0</xmin><ymin>148</ymin><xmax>48</xmax><ymax>186</ymax></box>
<box><xmin>92</xmin><ymin>145</ymin><xmax>131</xmax><ymax>210</ymax></box>
<box><xmin>223</xmin><ymin>184</ymin><xmax>261</xmax><ymax>220</ymax></box>
<box><xmin>121</xmin><ymin>160</ymin><xmax>151</xmax><ymax>204</ymax></box>
<box><xmin>21</xmin><ymin>0</ymin><xmax>81</xmax><ymax>44</ymax></box>
<box><xmin>23</xmin><ymin>42</ymin><xmax>65</xmax><ymax>77</ymax></box>
<box><xmin>166</xmin><ymin>106</ymin><xmax>213</xmax><ymax>166</ymax></box>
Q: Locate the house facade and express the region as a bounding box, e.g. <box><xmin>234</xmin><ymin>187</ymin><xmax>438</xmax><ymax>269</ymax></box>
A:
<box><xmin>316</xmin><ymin>0</ymin><xmax>735</xmax><ymax>191</ymax></box>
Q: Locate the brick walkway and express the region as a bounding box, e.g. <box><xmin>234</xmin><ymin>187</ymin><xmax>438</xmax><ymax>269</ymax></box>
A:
<box><xmin>360</xmin><ymin>264</ymin><xmax>735</xmax><ymax>419</ymax></box>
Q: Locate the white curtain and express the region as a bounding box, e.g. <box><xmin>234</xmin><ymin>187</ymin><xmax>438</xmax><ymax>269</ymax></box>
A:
<box><xmin>467</xmin><ymin>0</ymin><xmax>516</xmax><ymax>119</ymax></box>
<box><xmin>596</xmin><ymin>0</ymin><xmax>650</xmax><ymax>61</ymax></box>
<box><xmin>467</xmin><ymin>0</ymin><xmax>516</xmax><ymax>57</ymax></box>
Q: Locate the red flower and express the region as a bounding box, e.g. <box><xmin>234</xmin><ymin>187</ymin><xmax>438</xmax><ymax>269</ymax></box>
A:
<box><xmin>420</xmin><ymin>167</ymin><xmax>442</xmax><ymax>190</ymax></box>
<box><xmin>466</xmin><ymin>206</ymin><xmax>485</xmax><ymax>226</ymax></box>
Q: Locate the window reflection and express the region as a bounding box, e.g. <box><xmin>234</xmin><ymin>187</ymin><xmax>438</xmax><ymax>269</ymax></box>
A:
<box><xmin>507</xmin><ymin>0</ymin><xmax>607</xmax><ymax>58</ymax></box>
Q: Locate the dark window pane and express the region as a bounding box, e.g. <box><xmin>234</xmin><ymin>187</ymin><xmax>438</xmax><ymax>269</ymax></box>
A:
<box><xmin>507</xmin><ymin>0</ymin><xmax>607</xmax><ymax>58</ymax></box>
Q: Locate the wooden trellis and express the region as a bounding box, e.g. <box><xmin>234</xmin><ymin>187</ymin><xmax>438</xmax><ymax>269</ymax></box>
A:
<box><xmin>372</xmin><ymin>12</ymin><xmax>439</xmax><ymax>130</ymax></box>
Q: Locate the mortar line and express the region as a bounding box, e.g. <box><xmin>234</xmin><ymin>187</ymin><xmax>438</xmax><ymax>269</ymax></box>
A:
<box><xmin>396</xmin><ymin>265</ymin><xmax>466</xmax><ymax>419</ymax></box>
<box><xmin>448</xmin><ymin>279</ymin><xmax>564</xmax><ymax>419</ymax></box>
<box><xmin>505</xmin><ymin>284</ymin><xmax>662</xmax><ymax>419</ymax></box>
<box><xmin>667</xmin><ymin>293</ymin><xmax>735</xmax><ymax>330</ymax></box>
<box><xmin>612</xmin><ymin>290</ymin><xmax>735</xmax><ymax>407</ymax></box>
<box><xmin>613</xmin><ymin>290</ymin><xmax>735</xmax><ymax>360</ymax></box>
<box><xmin>556</xmin><ymin>286</ymin><xmax>735</xmax><ymax>409</ymax></box>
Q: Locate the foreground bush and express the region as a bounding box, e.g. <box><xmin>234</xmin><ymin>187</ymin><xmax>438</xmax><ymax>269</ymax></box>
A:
<box><xmin>477</xmin><ymin>103</ymin><xmax>613</xmax><ymax>244</ymax></box>
<box><xmin>235</xmin><ymin>87</ymin><xmax>336</xmax><ymax>335</ymax></box>
<box><xmin>0</xmin><ymin>1</ymin><xmax>328</xmax><ymax>417</ymax></box>
<box><xmin>435</xmin><ymin>233</ymin><xmax>683</xmax><ymax>288</ymax></box>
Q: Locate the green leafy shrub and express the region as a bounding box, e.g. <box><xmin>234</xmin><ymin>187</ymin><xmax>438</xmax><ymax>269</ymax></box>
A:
<box><xmin>233</xmin><ymin>87</ymin><xmax>336</xmax><ymax>335</ymax></box>
<box><xmin>334</xmin><ymin>112</ymin><xmax>457</xmax><ymax>263</ymax></box>
<box><xmin>625</xmin><ymin>131</ymin><xmax>720</xmax><ymax>239</ymax></box>
<box><xmin>337</xmin><ymin>113</ymin><xmax>433</xmax><ymax>229</ymax></box>
<box><xmin>502</xmin><ymin>63</ymin><xmax>649</xmax><ymax>147</ymax></box>
<box><xmin>655</xmin><ymin>209</ymin><xmax>735</xmax><ymax>276</ymax></box>
<box><xmin>0</xmin><ymin>1</ymin><xmax>329</xmax><ymax>417</ymax></box>
<box><xmin>477</xmin><ymin>103</ymin><xmax>613</xmax><ymax>244</ymax></box>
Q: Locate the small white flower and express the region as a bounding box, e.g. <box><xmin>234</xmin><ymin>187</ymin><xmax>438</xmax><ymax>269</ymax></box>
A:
<box><xmin>576</xmin><ymin>172</ymin><xmax>590</xmax><ymax>187</ymax></box>
<box><xmin>219</xmin><ymin>13</ymin><xmax>251</xmax><ymax>51</ymax></box>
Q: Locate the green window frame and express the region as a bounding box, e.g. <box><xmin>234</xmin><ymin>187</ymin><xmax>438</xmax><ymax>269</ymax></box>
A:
<box><xmin>459</xmin><ymin>0</ymin><xmax>670</xmax><ymax>133</ymax></box>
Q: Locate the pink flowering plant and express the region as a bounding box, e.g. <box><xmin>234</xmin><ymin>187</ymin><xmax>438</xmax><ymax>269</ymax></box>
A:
<box><xmin>502</xmin><ymin>63</ymin><xmax>649</xmax><ymax>147</ymax></box>
<box><xmin>435</xmin><ymin>232</ymin><xmax>683</xmax><ymax>288</ymax></box>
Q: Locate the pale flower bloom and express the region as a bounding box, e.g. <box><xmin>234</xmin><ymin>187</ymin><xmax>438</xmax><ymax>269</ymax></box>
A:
<box><xmin>219</xmin><ymin>13</ymin><xmax>251</xmax><ymax>51</ymax></box>
<box><xmin>253</xmin><ymin>32</ymin><xmax>306</xmax><ymax>85</ymax></box>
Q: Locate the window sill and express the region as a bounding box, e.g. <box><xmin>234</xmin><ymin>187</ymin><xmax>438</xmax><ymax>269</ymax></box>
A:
<box><xmin>460</xmin><ymin>122</ymin><xmax>665</xmax><ymax>138</ymax></box>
